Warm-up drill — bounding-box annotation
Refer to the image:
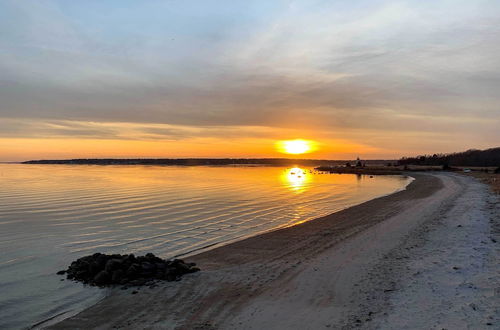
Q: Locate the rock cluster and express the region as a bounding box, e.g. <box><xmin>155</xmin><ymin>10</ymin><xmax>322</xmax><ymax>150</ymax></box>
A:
<box><xmin>57</xmin><ymin>252</ymin><xmax>199</xmax><ymax>286</ymax></box>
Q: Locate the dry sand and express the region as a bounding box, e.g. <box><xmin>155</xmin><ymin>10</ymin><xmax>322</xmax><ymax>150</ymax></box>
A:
<box><xmin>47</xmin><ymin>173</ymin><xmax>499</xmax><ymax>329</ymax></box>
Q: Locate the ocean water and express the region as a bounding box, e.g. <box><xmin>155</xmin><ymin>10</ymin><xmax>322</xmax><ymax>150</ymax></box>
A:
<box><xmin>0</xmin><ymin>164</ymin><xmax>412</xmax><ymax>329</ymax></box>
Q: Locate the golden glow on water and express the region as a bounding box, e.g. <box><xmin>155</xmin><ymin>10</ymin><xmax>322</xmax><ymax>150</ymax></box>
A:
<box><xmin>276</xmin><ymin>139</ymin><xmax>317</xmax><ymax>155</ymax></box>
<box><xmin>281</xmin><ymin>167</ymin><xmax>310</xmax><ymax>193</ymax></box>
<box><xmin>0</xmin><ymin>165</ymin><xmax>411</xmax><ymax>258</ymax></box>
<box><xmin>0</xmin><ymin>164</ymin><xmax>411</xmax><ymax>330</ymax></box>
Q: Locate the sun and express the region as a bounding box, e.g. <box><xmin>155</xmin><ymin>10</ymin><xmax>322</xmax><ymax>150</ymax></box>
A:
<box><xmin>283</xmin><ymin>140</ymin><xmax>310</xmax><ymax>154</ymax></box>
<box><xmin>276</xmin><ymin>139</ymin><xmax>317</xmax><ymax>155</ymax></box>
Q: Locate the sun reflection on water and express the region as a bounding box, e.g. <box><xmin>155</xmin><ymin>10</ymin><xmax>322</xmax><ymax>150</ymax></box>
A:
<box><xmin>281</xmin><ymin>167</ymin><xmax>310</xmax><ymax>193</ymax></box>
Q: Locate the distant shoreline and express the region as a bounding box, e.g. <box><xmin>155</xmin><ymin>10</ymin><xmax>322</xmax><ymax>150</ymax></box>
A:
<box><xmin>21</xmin><ymin>158</ymin><xmax>394</xmax><ymax>167</ymax></box>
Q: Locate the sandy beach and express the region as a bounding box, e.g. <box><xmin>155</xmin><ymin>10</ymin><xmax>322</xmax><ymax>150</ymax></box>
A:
<box><xmin>47</xmin><ymin>173</ymin><xmax>499</xmax><ymax>329</ymax></box>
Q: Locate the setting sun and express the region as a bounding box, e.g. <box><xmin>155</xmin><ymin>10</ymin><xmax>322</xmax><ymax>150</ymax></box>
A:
<box><xmin>277</xmin><ymin>139</ymin><xmax>317</xmax><ymax>155</ymax></box>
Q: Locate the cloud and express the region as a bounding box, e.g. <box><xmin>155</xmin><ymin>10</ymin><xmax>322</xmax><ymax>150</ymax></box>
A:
<box><xmin>0</xmin><ymin>118</ymin><xmax>316</xmax><ymax>141</ymax></box>
<box><xmin>0</xmin><ymin>0</ymin><xmax>499</xmax><ymax>157</ymax></box>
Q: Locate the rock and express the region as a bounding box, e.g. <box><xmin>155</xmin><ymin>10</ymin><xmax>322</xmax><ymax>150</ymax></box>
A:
<box><xmin>124</xmin><ymin>254</ymin><xmax>136</xmax><ymax>263</ymax></box>
<box><xmin>141</xmin><ymin>262</ymin><xmax>155</xmax><ymax>273</ymax></box>
<box><xmin>129</xmin><ymin>279</ymin><xmax>146</xmax><ymax>286</ymax></box>
<box><xmin>59</xmin><ymin>252</ymin><xmax>200</xmax><ymax>287</ymax></box>
<box><xmin>189</xmin><ymin>267</ymin><xmax>200</xmax><ymax>273</ymax></box>
<box><xmin>112</xmin><ymin>269</ymin><xmax>124</xmax><ymax>282</ymax></box>
<box><xmin>79</xmin><ymin>260</ymin><xmax>91</xmax><ymax>272</ymax></box>
<box><xmin>105</xmin><ymin>259</ymin><xmax>123</xmax><ymax>273</ymax></box>
<box><xmin>76</xmin><ymin>270</ymin><xmax>89</xmax><ymax>280</ymax></box>
<box><xmin>165</xmin><ymin>274</ymin><xmax>177</xmax><ymax>282</ymax></box>
<box><xmin>89</xmin><ymin>262</ymin><xmax>100</xmax><ymax>276</ymax></box>
<box><xmin>94</xmin><ymin>270</ymin><xmax>111</xmax><ymax>285</ymax></box>
<box><xmin>164</xmin><ymin>268</ymin><xmax>178</xmax><ymax>281</ymax></box>
<box><xmin>156</xmin><ymin>262</ymin><xmax>166</xmax><ymax>270</ymax></box>
<box><xmin>96</xmin><ymin>254</ymin><xmax>108</xmax><ymax>269</ymax></box>
<box><xmin>176</xmin><ymin>261</ymin><xmax>191</xmax><ymax>273</ymax></box>
<box><xmin>126</xmin><ymin>264</ymin><xmax>141</xmax><ymax>278</ymax></box>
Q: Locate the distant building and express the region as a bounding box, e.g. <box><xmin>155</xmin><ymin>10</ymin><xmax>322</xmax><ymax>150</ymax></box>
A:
<box><xmin>356</xmin><ymin>157</ymin><xmax>363</xmax><ymax>167</ymax></box>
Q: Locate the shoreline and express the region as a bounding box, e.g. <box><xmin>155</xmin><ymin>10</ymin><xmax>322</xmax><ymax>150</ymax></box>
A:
<box><xmin>45</xmin><ymin>173</ymin><xmax>438</xmax><ymax>329</ymax></box>
<box><xmin>47</xmin><ymin>173</ymin><xmax>498</xmax><ymax>329</ymax></box>
<box><xmin>175</xmin><ymin>175</ymin><xmax>413</xmax><ymax>261</ymax></box>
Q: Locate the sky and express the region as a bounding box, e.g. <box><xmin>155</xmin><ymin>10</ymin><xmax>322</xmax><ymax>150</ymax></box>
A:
<box><xmin>1</xmin><ymin>0</ymin><xmax>499</xmax><ymax>161</ymax></box>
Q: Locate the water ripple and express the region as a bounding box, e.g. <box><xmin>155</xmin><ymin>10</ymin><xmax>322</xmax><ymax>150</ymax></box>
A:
<box><xmin>0</xmin><ymin>164</ymin><xmax>411</xmax><ymax>329</ymax></box>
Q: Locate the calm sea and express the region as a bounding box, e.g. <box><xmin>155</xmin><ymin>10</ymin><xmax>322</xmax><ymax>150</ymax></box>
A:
<box><xmin>0</xmin><ymin>164</ymin><xmax>412</xmax><ymax>329</ymax></box>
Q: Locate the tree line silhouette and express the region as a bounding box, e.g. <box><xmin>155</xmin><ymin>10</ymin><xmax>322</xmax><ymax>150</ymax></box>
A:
<box><xmin>398</xmin><ymin>147</ymin><xmax>500</xmax><ymax>167</ymax></box>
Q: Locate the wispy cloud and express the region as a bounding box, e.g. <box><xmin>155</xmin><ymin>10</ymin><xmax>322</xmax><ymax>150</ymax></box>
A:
<box><xmin>0</xmin><ymin>0</ymin><xmax>499</xmax><ymax>159</ymax></box>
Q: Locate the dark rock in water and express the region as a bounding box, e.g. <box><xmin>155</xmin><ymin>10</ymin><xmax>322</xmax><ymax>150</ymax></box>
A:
<box><xmin>111</xmin><ymin>269</ymin><xmax>124</xmax><ymax>283</ymax></box>
<box><xmin>96</xmin><ymin>254</ymin><xmax>108</xmax><ymax>269</ymax></box>
<box><xmin>58</xmin><ymin>252</ymin><xmax>200</xmax><ymax>287</ymax></box>
<box><xmin>105</xmin><ymin>259</ymin><xmax>123</xmax><ymax>273</ymax></box>
<box><xmin>189</xmin><ymin>267</ymin><xmax>201</xmax><ymax>273</ymax></box>
<box><xmin>126</xmin><ymin>263</ymin><xmax>141</xmax><ymax>279</ymax></box>
<box><xmin>141</xmin><ymin>262</ymin><xmax>155</xmax><ymax>273</ymax></box>
<box><xmin>89</xmin><ymin>261</ymin><xmax>100</xmax><ymax>276</ymax></box>
<box><xmin>164</xmin><ymin>268</ymin><xmax>177</xmax><ymax>282</ymax></box>
<box><xmin>176</xmin><ymin>261</ymin><xmax>191</xmax><ymax>273</ymax></box>
<box><xmin>76</xmin><ymin>270</ymin><xmax>89</xmax><ymax>280</ymax></box>
<box><xmin>94</xmin><ymin>270</ymin><xmax>111</xmax><ymax>285</ymax></box>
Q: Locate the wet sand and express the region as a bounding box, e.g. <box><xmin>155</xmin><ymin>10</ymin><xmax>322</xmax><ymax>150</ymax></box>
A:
<box><xmin>47</xmin><ymin>173</ymin><xmax>499</xmax><ymax>329</ymax></box>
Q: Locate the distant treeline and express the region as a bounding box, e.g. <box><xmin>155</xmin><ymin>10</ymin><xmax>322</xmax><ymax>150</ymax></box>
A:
<box><xmin>22</xmin><ymin>158</ymin><xmax>394</xmax><ymax>166</ymax></box>
<box><xmin>398</xmin><ymin>147</ymin><xmax>500</xmax><ymax>167</ymax></box>
<box><xmin>23</xmin><ymin>158</ymin><xmax>338</xmax><ymax>166</ymax></box>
